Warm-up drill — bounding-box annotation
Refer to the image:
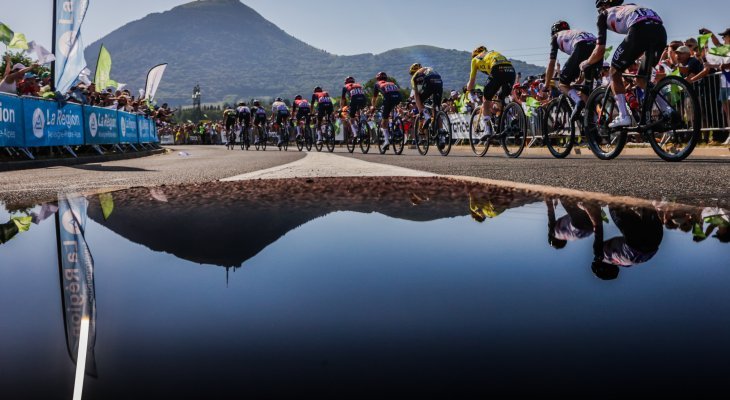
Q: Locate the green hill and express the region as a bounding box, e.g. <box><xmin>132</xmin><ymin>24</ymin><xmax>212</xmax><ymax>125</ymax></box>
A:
<box><xmin>84</xmin><ymin>0</ymin><xmax>544</xmax><ymax>106</ymax></box>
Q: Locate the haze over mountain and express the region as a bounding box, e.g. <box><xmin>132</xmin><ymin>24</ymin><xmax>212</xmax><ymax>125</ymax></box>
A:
<box><xmin>84</xmin><ymin>0</ymin><xmax>544</xmax><ymax>106</ymax></box>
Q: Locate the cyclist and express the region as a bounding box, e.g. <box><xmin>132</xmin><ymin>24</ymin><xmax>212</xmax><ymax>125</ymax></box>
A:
<box><xmin>236</xmin><ymin>101</ymin><xmax>251</xmax><ymax>145</ymax></box>
<box><xmin>222</xmin><ymin>105</ymin><xmax>238</xmax><ymax>148</ymax></box>
<box><xmin>371</xmin><ymin>72</ymin><xmax>403</xmax><ymax>150</ymax></box>
<box><xmin>409</xmin><ymin>63</ymin><xmax>445</xmax><ymax>147</ymax></box>
<box><xmin>544</xmin><ymin>21</ymin><xmax>600</xmax><ymax>121</ymax></box>
<box><xmin>251</xmin><ymin>99</ymin><xmax>267</xmax><ymax>145</ymax></box>
<box><xmin>580</xmin><ymin>0</ymin><xmax>668</xmax><ymax>128</ymax></box>
<box><xmin>467</xmin><ymin>45</ymin><xmax>517</xmax><ymax>141</ymax></box>
<box><xmin>271</xmin><ymin>97</ymin><xmax>290</xmax><ymax>148</ymax></box>
<box><xmin>292</xmin><ymin>94</ymin><xmax>311</xmax><ymax>140</ymax></box>
<box><xmin>340</xmin><ymin>76</ymin><xmax>367</xmax><ymax>139</ymax></box>
<box><xmin>311</xmin><ymin>87</ymin><xmax>334</xmax><ymax>144</ymax></box>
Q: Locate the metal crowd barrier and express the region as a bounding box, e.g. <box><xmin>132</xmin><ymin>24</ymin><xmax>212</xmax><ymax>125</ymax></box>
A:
<box><xmin>693</xmin><ymin>71</ymin><xmax>729</xmax><ymax>133</ymax></box>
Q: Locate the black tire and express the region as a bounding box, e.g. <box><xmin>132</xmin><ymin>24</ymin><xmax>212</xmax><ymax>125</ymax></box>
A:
<box><xmin>296</xmin><ymin>126</ymin><xmax>305</xmax><ymax>151</ymax></box>
<box><xmin>435</xmin><ymin>111</ymin><xmax>452</xmax><ymax>156</ymax></box>
<box><xmin>544</xmin><ymin>98</ymin><xmax>575</xmax><ymax>159</ymax></box>
<box><xmin>644</xmin><ymin>76</ymin><xmax>700</xmax><ymax>162</ymax></box>
<box><xmin>261</xmin><ymin>128</ymin><xmax>267</xmax><ymax>151</ymax></box>
<box><xmin>254</xmin><ymin>127</ymin><xmax>262</xmax><ymax>151</ymax></box>
<box><xmin>326</xmin><ymin>121</ymin><xmax>336</xmax><ymax>153</ymax></box>
<box><xmin>500</xmin><ymin>103</ymin><xmax>527</xmax><ymax>158</ymax></box>
<box><xmin>315</xmin><ymin>124</ymin><xmax>324</xmax><ymax>152</ymax></box>
<box><xmin>584</xmin><ymin>86</ymin><xmax>627</xmax><ymax>160</ymax></box>
<box><xmin>345</xmin><ymin>123</ymin><xmax>356</xmax><ymax>153</ymax></box>
<box><xmin>469</xmin><ymin>109</ymin><xmax>490</xmax><ymax>157</ymax></box>
<box><xmin>359</xmin><ymin>121</ymin><xmax>371</xmax><ymax>154</ymax></box>
<box><xmin>391</xmin><ymin>117</ymin><xmax>405</xmax><ymax>155</ymax></box>
<box><xmin>304</xmin><ymin>125</ymin><xmax>313</xmax><ymax>151</ymax></box>
<box><xmin>281</xmin><ymin>126</ymin><xmax>289</xmax><ymax>152</ymax></box>
<box><xmin>414</xmin><ymin>116</ymin><xmax>430</xmax><ymax>156</ymax></box>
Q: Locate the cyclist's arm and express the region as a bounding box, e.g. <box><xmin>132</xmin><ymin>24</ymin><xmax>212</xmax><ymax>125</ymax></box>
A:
<box><xmin>341</xmin><ymin>87</ymin><xmax>348</xmax><ymax>107</ymax></box>
<box><xmin>467</xmin><ymin>58</ymin><xmax>478</xmax><ymax>91</ymax></box>
<box><xmin>545</xmin><ymin>36</ymin><xmax>559</xmax><ymax>90</ymax></box>
<box><xmin>371</xmin><ymin>87</ymin><xmax>380</xmax><ymax>109</ymax></box>
<box><xmin>584</xmin><ymin>12</ymin><xmax>608</xmax><ymax>68</ymax></box>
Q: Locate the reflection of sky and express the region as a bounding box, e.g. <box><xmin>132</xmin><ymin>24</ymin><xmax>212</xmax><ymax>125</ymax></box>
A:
<box><xmin>1</xmin><ymin>203</ymin><xmax>729</xmax><ymax>397</ymax></box>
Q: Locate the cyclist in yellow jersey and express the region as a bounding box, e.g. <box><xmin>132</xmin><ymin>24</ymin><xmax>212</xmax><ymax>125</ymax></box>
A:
<box><xmin>467</xmin><ymin>46</ymin><xmax>517</xmax><ymax>140</ymax></box>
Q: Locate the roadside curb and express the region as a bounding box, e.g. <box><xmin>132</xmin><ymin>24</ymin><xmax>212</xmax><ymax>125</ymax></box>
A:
<box><xmin>0</xmin><ymin>148</ymin><xmax>168</xmax><ymax>172</ymax></box>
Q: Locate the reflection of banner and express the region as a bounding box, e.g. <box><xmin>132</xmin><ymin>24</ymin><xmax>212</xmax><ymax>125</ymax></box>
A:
<box><xmin>54</xmin><ymin>0</ymin><xmax>89</xmax><ymax>93</ymax></box>
<box><xmin>448</xmin><ymin>113</ymin><xmax>472</xmax><ymax>140</ymax></box>
<box><xmin>144</xmin><ymin>64</ymin><xmax>168</xmax><ymax>102</ymax></box>
<box><xmin>22</xmin><ymin>97</ymin><xmax>84</xmax><ymax>147</ymax></box>
<box><xmin>0</xmin><ymin>93</ymin><xmax>25</xmax><ymax>147</ymax></box>
<box><xmin>117</xmin><ymin>111</ymin><xmax>138</xmax><ymax>144</ymax></box>
<box><xmin>83</xmin><ymin>106</ymin><xmax>119</xmax><ymax>145</ymax></box>
<box><xmin>56</xmin><ymin>194</ymin><xmax>97</xmax><ymax>377</ymax></box>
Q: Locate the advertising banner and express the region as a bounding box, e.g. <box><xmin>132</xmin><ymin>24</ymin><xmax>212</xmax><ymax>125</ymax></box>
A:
<box><xmin>23</xmin><ymin>98</ymin><xmax>84</xmax><ymax>147</ymax></box>
<box><xmin>448</xmin><ymin>113</ymin><xmax>471</xmax><ymax>140</ymax></box>
<box><xmin>137</xmin><ymin>116</ymin><xmax>152</xmax><ymax>143</ymax></box>
<box><xmin>83</xmin><ymin>106</ymin><xmax>119</xmax><ymax>145</ymax></box>
<box><xmin>0</xmin><ymin>93</ymin><xmax>24</xmax><ymax>147</ymax></box>
<box><xmin>117</xmin><ymin>111</ymin><xmax>138</xmax><ymax>144</ymax></box>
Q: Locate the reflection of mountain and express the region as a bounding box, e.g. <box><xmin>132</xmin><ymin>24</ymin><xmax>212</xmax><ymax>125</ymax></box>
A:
<box><xmin>87</xmin><ymin>178</ymin><xmax>540</xmax><ymax>268</ymax></box>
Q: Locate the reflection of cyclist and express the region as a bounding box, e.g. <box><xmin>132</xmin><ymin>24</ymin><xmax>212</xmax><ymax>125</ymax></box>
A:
<box><xmin>582</xmin><ymin>202</ymin><xmax>664</xmax><ymax>280</ymax></box>
<box><xmin>694</xmin><ymin>208</ymin><xmax>730</xmax><ymax>243</ymax></box>
<box><xmin>467</xmin><ymin>45</ymin><xmax>516</xmax><ymax>141</ymax></box>
<box><xmin>371</xmin><ymin>72</ymin><xmax>403</xmax><ymax>150</ymax></box>
<box><xmin>546</xmin><ymin>198</ymin><xmax>595</xmax><ymax>249</ymax></box>
<box><xmin>580</xmin><ymin>0</ymin><xmax>668</xmax><ymax>128</ymax></box>
<box><xmin>469</xmin><ymin>193</ymin><xmax>507</xmax><ymax>223</ymax></box>
<box><xmin>1</xmin><ymin>220</ymin><xmax>20</xmax><ymax>245</ymax></box>
<box><xmin>341</xmin><ymin>77</ymin><xmax>367</xmax><ymax>139</ymax></box>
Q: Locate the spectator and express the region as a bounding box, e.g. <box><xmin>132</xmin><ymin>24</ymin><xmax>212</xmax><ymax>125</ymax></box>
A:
<box><xmin>0</xmin><ymin>59</ymin><xmax>37</xmax><ymax>95</ymax></box>
<box><xmin>675</xmin><ymin>46</ymin><xmax>711</xmax><ymax>83</ymax></box>
<box><xmin>702</xmin><ymin>28</ymin><xmax>730</xmax><ymax>145</ymax></box>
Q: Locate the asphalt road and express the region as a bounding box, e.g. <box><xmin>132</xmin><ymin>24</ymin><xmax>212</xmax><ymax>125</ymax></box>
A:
<box><xmin>1</xmin><ymin>144</ymin><xmax>728</xmax><ymax>208</ymax></box>
<box><xmin>0</xmin><ymin>146</ymin><xmax>304</xmax><ymax>207</ymax></box>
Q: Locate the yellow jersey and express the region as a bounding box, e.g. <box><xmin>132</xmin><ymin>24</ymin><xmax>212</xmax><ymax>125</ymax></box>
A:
<box><xmin>470</xmin><ymin>50</ymin><xmax>512</xmax><ymax>80</ymax></box>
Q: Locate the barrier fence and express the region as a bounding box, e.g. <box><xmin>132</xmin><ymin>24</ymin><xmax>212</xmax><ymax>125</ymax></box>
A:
<box><xmin>0</xmin><ymin>93</ymin><xmax>159</xmax><ymax>158</ymax></box>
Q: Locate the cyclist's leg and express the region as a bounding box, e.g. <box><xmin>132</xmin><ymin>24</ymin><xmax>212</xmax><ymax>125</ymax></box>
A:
<box><xmin>481</xmin><ymin>70</ymin><xmax>507</xmax><ymax>138</ymax></box>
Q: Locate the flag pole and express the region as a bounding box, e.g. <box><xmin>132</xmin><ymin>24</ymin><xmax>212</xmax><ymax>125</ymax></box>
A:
<box><xmin>50</xmin><ymin>0</ymin><xmax>57</xmax><ymax>91</ymax></box>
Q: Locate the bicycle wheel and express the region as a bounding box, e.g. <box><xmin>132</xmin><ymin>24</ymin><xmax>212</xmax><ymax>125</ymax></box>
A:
<box><xmin>281</xmin><ymin>127</ymin><xmax>289</xmax><ymax>151</ymax></box>
<box><xmin>326</xmin><ymin>122</ymin><xmax>336</xmax><ymax>153</ymax></box>
<box><xmin>296</xmin><ymin>127</ymin><xmax>305</xmax><ymax>152</ymax></box>
<box><xmin>500</xmin><ymin>102</ymin><xmax>527</xmax><ymax>158</ymax></box>
<box><xmin>262</xmin><ymin>129</ymin><xmax>268</xmax><ymax>151</ymax></box>
<box><xmin>644</xmin><ymin>76</ymin><xmax>700</xmax><ymax>162</ymax></box>
<box><xmin>391</xmin><ymin>117</ymin><xmax>405</xmax><ymax>155</ymax></box>
<box><xmin>315</xmin><ymin>125</ymin><xmax>324</xmax><ymax>152</ymax></box>
<box><xmin>435</xmin><ymin>111</ymin><xmax>452</xmax><ymax>156</ymax></box>
<box><xmin>544</xmin><ymin>98</ymin><xmax>575</xmax><ymax>158</ymax></box>
<box><xmin>469</xmin><ymin>109</ymin><xmax>490</xmax><ymax>157</ymax></box>
<box><xmin>345</xmin><ymin>123</ymin><xmax>356</xmax><ymax>153</ymax></box>
<box><xmin>414</xmin><ymin>116</ymin><xmax>430</xmax><ymax>156</ymax></box>
<box><xmin>584</xmin><ymin>87</ymin><xmax>627</xmax><ymax>160</ymax></box>
<box><xmin>305</xmin><ymin>125</ymin><xmax>313</xmax><ymax>151</ymax></box>
<box><xmin>359</xmin><ymin>121</ymin><xmax>371</xmax><ymax>154</ymax></box>
<box><xmin>254</xmin><ymin>127</ymin><xmax>262</xmax><ymax>151</ymax></box>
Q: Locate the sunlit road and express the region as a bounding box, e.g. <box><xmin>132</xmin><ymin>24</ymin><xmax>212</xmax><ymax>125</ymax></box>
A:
<box><xmin>0</xmin><ymin>145</ymin><xmax>728</xmax><ymax>207</ymax></box>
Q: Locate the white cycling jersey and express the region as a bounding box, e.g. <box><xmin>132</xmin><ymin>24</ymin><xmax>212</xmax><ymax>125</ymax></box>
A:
<box><xmin>605</xmin><ymin>4</ymin><xmax>662</xmax><ymax>35</ymax></box>
<box><xmin>556</xmin><ymin>30</ymin><xmax>596</xmax><ymax>55</ymax></box>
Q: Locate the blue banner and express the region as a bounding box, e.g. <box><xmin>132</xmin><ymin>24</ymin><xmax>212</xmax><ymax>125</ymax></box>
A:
<box><xmin>117</xmin><ymin>111</ymin><xmax>138</xmax><ymax>144</ymax></box>
<box><xmin>23</xmin><ymin>98</ymin><xmax>84</xmax><ymax>147</ymax></box>
<box><xmin>54</xmin><ymin>0</ymin><xmax>89</xmax><ymax>94</ymax></box>
<box><xmin>0</xmin><ymin>93</ymin><xmax>24</xmax><ymax>147</ymax></box>
<box><xmin>83</xmin><ymin>106</ymin><xmax>119</xmax><ymax>145</ymax></box>
<box><xmin>137</xmin><ymin>116</ymin><xmax>151</xmax><ymax>143</ymax></box>
<box><xmin>152</xmin><ymin>121</ymin><xmax>159</xmax><ymax>142</ymax></box>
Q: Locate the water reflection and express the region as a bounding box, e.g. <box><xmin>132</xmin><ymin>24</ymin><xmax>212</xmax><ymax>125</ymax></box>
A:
<box><xmin>1</xmin><ymin>178</ymin><xmax>729</xmax><ymax>398</ymax></box>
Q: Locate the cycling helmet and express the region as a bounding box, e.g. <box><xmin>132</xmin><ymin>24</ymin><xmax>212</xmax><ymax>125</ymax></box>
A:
<box><xmin>238</xmin><ymin>102</ymin><xmax>245</xmax><ymax>106</ymax></box>
<box><xmin>313</xmin><ymin>86</ymin><xmax>322</xmax><ymax>93</ymax></box>
<box><xmin>551</xmin><ymin>20</ymin><xmax>570</xmax><ymax>36</ymax></box>
<box><xmin>253</xmin><ymin>99</ymin><xmax>260</xmax><ymax>105</ymax></box>
<box><xmin>294</xmin><ymin>95</ymin><xmax>302</xmax><ymax>100</ymax></box>
<box><xmin>275</xmin><ymin>97</ymin><xmax>283</xmax><ymax>102</ymax></box>
<box><xmin>595</xmin><ymin>0</ymin><xmax>623</xmax><ymax>8</ymax></box>
<box><xmin>376</xmin><ymin>71</ymin><xmax>387</xmax><ymax>81</ymax></box>
<box><xmin>344</xmin><ymin>76</ymin><xmax>355</xmax><ymax>84</ymax></box>
<box><xmin>409</xmin><ymin>63</ymin><xmax>422</xmax><ymax>76</ymax></box>
<box><xmin>472</xmin><ymin>46</ymin><xmax>487</xmax><ymax>58</ymax></box>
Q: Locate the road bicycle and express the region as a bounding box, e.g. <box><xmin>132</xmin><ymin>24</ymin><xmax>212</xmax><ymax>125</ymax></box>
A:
<box><xmin>295</xmin><ymin>116</ymin><xmax>314</xmax><ymax>152</ymax></box>
<box><xmin>414</xmin><ymin>102</ymin><xmax>453</xmax><ymax>156</ymax></box>
<box><xmin>253</xmin><ymin>124</ymin><xmax>267</xmax><ymax>151</ymax></box>
<box><xmin>315</xmin><ymin>113</ymin><xmax>336</xmax><ymax>153</ymax></box>
<box><xmin>583</xmin><ymin>73</ymin><xmax>700</xmax><ymax>162</ymax></box>
<box><xmin>344</xmin><ymin>110</ymin><xmax>372</xmax><ymax>154</ymax></box>
<box><xmin>375</xmin><ymin>108</ymin><xmax>406</xmax><ymax>155</ymax></box>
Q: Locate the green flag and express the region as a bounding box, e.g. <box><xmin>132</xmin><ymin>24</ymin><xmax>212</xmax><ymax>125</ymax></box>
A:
<box><xmin>99</xmin><ymin>193</ymin><xmax>115</xmax><ymax>220</ymax></box>
<box><xmin>0</xmin><ymin>23</ymin><xmax>13</xmax><ymax>45</ymax></box>
<box><xmin>94</xmin><ymin>45</ymin><xmax>115</xmax><ymax>89</ymax></box>
<box><xmin>709</xmin><ymin>45</ymin><xmax>730</xmax><ymax>57</ymax></box>
<box><xmin>11</xmin><ymin>216</ymin><xmax>32</xmax><ymax>233</ymax></box>
<box><xmin>604</xmin><ymin>46</ymin><xmax>614</xmax><ymax>61</ymax></box>
<box><xmin>8</xmin><ymin>32</ymin><xmax>28</xmax><ymax>50</ymax></box>
<box><xmin>698</xmin><ymin>33</ymin><xmax>713</xmax><ymax>50</ymax></box>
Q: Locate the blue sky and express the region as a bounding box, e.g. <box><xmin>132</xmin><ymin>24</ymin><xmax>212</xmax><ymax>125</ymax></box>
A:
<box><xmin>2</xmin><ymin>0</ymin><xmax>728</xmax><ymax>66</ymax></box>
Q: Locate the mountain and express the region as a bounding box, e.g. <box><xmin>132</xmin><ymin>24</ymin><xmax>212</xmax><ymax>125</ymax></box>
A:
<box><xmin>84</xmin><ymin>0</ymin><xmax>544</xmax><ymax>105</ymax></box>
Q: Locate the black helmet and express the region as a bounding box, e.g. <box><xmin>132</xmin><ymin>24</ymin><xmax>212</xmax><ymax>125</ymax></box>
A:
<box><xmin>551</xmin><ymin>20</ymin><xmax>570</xmax><ymax>36</ymax></box>
<box><xmin>275</xmin><ymin>97</ymin><xmax>283</xmax><ymax>102</ymax></box>
<box><xmin>344</xmin><ymin>76</ymin><xmax>355</xmax><ymax>84</ymax></box>
<box><xmin>294</xmin><ymin>95</ymin><xmax>302</xmax><ymax>100</ymax></box>
<box><xmin>238</xmin><ymin>101</ymin><xmax>245</xmax><ymax>106</ymax></box>
<box><xmin>376</xmin><ymin>71</ymin><xmax>387</xmax><ymax>81</ymax></box>
<box><xmin>595</xmin><ymin>0</ymin><xmax>623</xmax><ymax>8</ymax></box>
<box><xmin>313</xmin><ymin>86</ymin><xmax>322</xmax><ymax>93</ymax></box>
<box><xmin>253</xmin><ymin>99</ymin><xmax>260</xmax><ymax>105</ymax></box>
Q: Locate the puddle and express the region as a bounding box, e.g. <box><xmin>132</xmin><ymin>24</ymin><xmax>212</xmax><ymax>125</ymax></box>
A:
<box><xmin>1</xmin><ymin>177</ymin><xmax>728</xmax><ymax>398</ymax></box>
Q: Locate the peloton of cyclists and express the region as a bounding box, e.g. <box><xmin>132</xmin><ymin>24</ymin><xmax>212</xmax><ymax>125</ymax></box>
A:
<box><xmin>579</xmin><ymin>0</ymin><xmax>669</xmax><ymax>128</ymax></box>
<box><xmin>370</xmin><ymin>71</ymin><xmax>403</xmax><ymax>150</ymax></box>
<box><xmin>467</xmin><ymin>45</ymin><xmax>516</xmax><ymax>141</ymax></box>
<box><xmin>311</xmin><ymin>87</ymin><xmax>334</xmax><ymax>145</ymax></box>
<box><xmin>543</xmin><ymin>21</ymin><xmax>600</xmax><ymax>121</ymax></box>
<box><xmin>340</xmin><ymin>76</ymin><xmax>368</xmax><ymax>139</ymax></box>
